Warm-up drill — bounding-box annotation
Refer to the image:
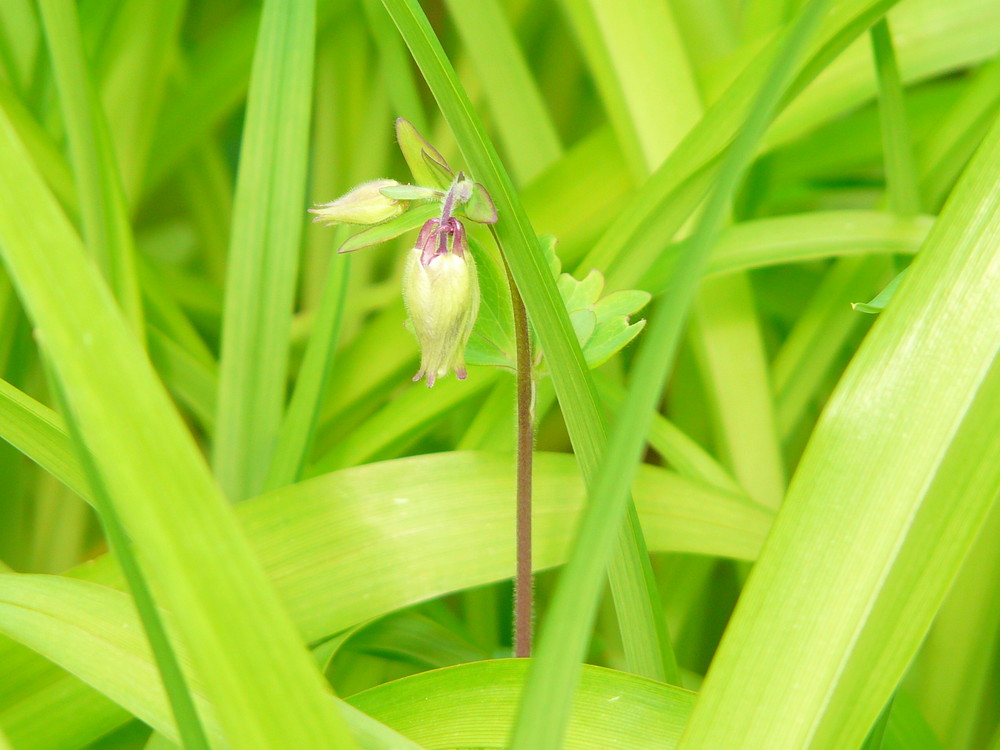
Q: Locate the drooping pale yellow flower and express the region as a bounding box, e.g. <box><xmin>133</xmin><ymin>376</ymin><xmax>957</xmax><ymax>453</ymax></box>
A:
<box><xmin>403</xmin><ymin>217</ymin><xmax>479</xmax><ymax>387</ymax></box>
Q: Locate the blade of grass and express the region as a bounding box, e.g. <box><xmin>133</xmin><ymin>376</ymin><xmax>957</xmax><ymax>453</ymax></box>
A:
<box><xmin>212</xmin><ymin>0</ymin><xmax>316</xmax><ymax>501</ymax></box>
<box><xmin>676</xmin><ymin>114</ymin><xmax>1000</xmax><ymax>750</ymax></box>
<box><xmin>509</xmin><ymin>1</ymin><xmax>830</xmax><ymax>745</ymax></box>
<box><xmin>689</xmin><ymin>275</ymin><xmax>785</xmax><ymax>508</ymax></box>
<box><xmin>918</xmin><ymin>55</ymin><xmax>1000</xmax><ymax>210</ymax></box>
<box><xmin>916</xmin><ymin>502</ymin><xmax>1000</xmax><ymax>748</ymax></box>
<box><xmin>37</xmin><ymin>0</ymin><xmax>143</xmax><ymax>333</ymax></box>
<box><xmin>0</xmin><ymin>450</ymin><xmax>771</xmax><ymax>747</ymax></box>
<box><xmin>42</xmin><ymin>364</ymin><xmax>211</xmax><ymax>750</ymax></box>
<box><xmin>870</xmin><ymin>17</ymin><xmax>921</xmax><ymax>214</ymax></box>
<box><xmin>0</xmin><ymin>79</ymin><xmax>356</xmax><ymax>749</ymax></box>
<box><xmin>94</xmin><ymin>0</ymin><xmax>186</xmax><ymax>205</ymax></box>
<box><xmin>0</xmin><ymin>378</ymin><xmax>88</xmax><ymax>501</ymax></box>
<box><xmin>557</xmin><ymin>0</ymin><xmax>701</xmax><ymax>177</ymax></box>
<box><xmin>264</xmin><ymin>253</ymin><xmax>350</xmax><ymax>490</ymax></box>
<box><xmin>380</xmin><ymin>0</ymin><xmax>677</xmax><ymax>684</ymax></box>
<box><xmin>772</xmin><ymin>256</ymin><xmax>890</xmax><ymax>441</ymax></box>
<box><xmin>443</xmin><ymin>0</ymin><xmax>561</xmax><ymax>183</ymax></box>
<box><xmin>0</xmin><ymin>575</ymin><xmax>419</xmax><ymax>750</ymax></box>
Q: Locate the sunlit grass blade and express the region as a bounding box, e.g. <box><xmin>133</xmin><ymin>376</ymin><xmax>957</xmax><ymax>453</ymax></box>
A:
<box><xmin>918</xmin><ymin>55</ymin><xmax>1000</xmax><ymax>209</ymax></box>
<box><xmin>916</xmin><ymin>502</ymin><xmax>1000</xmax><ymax>748</ymax></box>
<box><xmin>676</xmin><ymin>115</ymin><xmax>1000</xmax><ymax>750</ymax></box>
<box><xmin>508</xmin><ymin>1</ymin><xmax>830</xmax><ymax>745</ymax></box>
<box><xmin>37</xmin><ymin>0</ymin><xmax>143</xmax><ymax>332</ymax></box>
<box><xmin>0</xmin><ymin>377</ymin><xmax>87</xmax><ymax>501</ymax></box>
<box><xmin>0</xmin><ymin>82</ymin><xmax>356</xmax><ymax>749</ymax></box>
<box><xmin>443</xmin><ymin>0</ymin><xmax>561</xmax><ymax>183</ymax></box>
<box><xmin>690</xmin><ymin>275</ymin><xmax>785</xmax><ymax>508</ymax></box>
<box><xmin>870</xmin><ymin>17</ymin><xmax>921</xmax><ymax>214</ymax></box>
<box><xmin>94</xmin><ymin>0</ymin><xmax>186</xmax><ymax>205</ymax></box>
<box><xmin>558</xmin><ymin>0</ymin><xmax>701</xmax><ymax>175</ymax></box>
<box><xmin>0</xmin><ymin>575</ymin><xmax>419</xmax><ymax>750</ymax></box>
<box><xmin>0</xmin><ymin>450</ymin><xmax>770</xmax><ymax>746</ymax></box>
<box><xmin>264</xmin><ymin>253</ymin><xmax>350</xmax><ymax>490</ymax></box>
<box><xmin>213</xmin><ymin>0</ymin><xmax>316</xmax><ymax>501</ymax></box>
<box><xmin>43</xmin><ymin>366</ymin><xmax>210</xmax><ymax>750</ymax></box>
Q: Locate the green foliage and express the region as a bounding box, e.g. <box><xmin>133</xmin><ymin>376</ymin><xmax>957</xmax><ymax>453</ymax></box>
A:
<box><xmin>0</xmin><ymin>1</ymin><xmax>997</xmax><ymax>749</ymax></box>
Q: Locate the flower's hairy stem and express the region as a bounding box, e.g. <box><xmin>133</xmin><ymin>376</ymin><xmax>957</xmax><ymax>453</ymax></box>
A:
<box><xmin>496</xmin><ymin>227</ymin><xmax>533</xmax><ymax>658</ymax></box>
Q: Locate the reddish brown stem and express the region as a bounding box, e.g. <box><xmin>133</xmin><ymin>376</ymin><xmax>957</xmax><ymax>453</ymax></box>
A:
<box><xmin>497</xmin><ymin>233</ymin><xmax>533</xmax><ymax>658</ymax></box>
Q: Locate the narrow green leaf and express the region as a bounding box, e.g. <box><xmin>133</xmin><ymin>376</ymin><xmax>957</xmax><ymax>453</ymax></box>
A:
<box><xmin>264</xmin><ymin>252</ymin><xmax>350</xmax><ymax>490</ymax></box>
<box><xmin>0</xmin><ymin>378</ymin><xmax>87</xmax><ymax>501</ymax></box>
<box><xmin>36</xmin><ymin>0</ymin><xmax>143</xmax><ymax>331</ymax></box>
<box><xmin>213</xmin><ymin>0</ymin><xmax>317</xmax><ymax>501</ymax></box>
<box><xmin>853</xmin><ymin>268</ymin><xmax>906</xmax><ymax>313</ymax></box>
<box><xmin>870</xmin><ymin>18</ymin><xmax>921</xmax><ymax>214</ymax></box>
<box><xmin>443</xmin><ymin>0</ymin><xmax>562</xmax><ymax>183</ymax></box>
<box><xmin>509</xmin><ymin>1</ymin><xmax>830</xmax><ymax>745</ymax></box>
<box><xmin>0</xmin><ymin>73</ymin><xmax>355</xmax><ymax>749</ymax></box>
<box><xmin>557</xmin><ymin>0</ymin><xmax>701</xmax><ymax>175</ymax></box>
<box><xmin>95</xmin><ymin>0</ymin><xmax>186</xmax><ymax>204</ymax></box>
<box><xmin>337</xmin><ymin>203</ymin><xmax>438</xmax><ymax>254</ymax></box>
<box><xmin>0</xmin><ymin>575</ymin><xmax>416</xmax><ymax>750</ymax></box>
<box><xmin>676</xmin><ymin>114</ymin><xmax>1000</xmax><ymax>750</ymax></box>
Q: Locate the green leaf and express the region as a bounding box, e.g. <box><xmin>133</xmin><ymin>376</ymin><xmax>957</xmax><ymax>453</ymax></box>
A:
<box><xmin>379</xmin><ymin>184</ymin><xmax>440</xmax><ymax>201</ymax></box>
<box><xmin>37</xmin><ymin>0</ymin><xmax>143</xmax><ymax>332</ymax></box>
<box><xmin>464</xmin><ymin>182</ymin><xmax>498</xmax><ymax>224</ymax></box>
<box><xmin>396</xmin><ymin>117</ymin><xmax>453</xmax><ymax>188</ymax></box>
<box><xmin>443</xmin><ymin>0</ymin><xmax>562</xmax><ymax>183</ymax></box>
<box><xmin>352</xmin><ymin>660</ymin><xmax>696</xmax><ymax>749</ymax></box>
<box><xmin>854</xmin><ymin>269</ymin><xmax>907</xmax><ymax>313</ymax></box>
<box><xmin>676</xmin><ymin>111</ymin><xmax>1000</xmax><ymax>750</ymax></box>
<box><xmin>0</xmin><ymin>451</ymin><xmax>771</xmax><ymax>747</ymax></box>
<box><xmin>0</xmin><ymin>40</ymin><xmax>356</xmax><ymax>750</ymax></box>
<box><xmin>212</xmin><ymin>0</ymin><xmax>319</xmax><ymax>502</ymax></box>
<box><xmin>0</xmin><ymin>574</ymin><xmax>417</xmax><ymax>750</ymax></box>
<box><xmin>592</xmin><ymin>290</ymin><xmax>651</xmax><ymax>323</ymax></box>
<box><xmin>337</xmin><ymin>202</ymin><xmax>438</xmax><ymax>254</ymax></box>
<box><xmin>509</xmin><ymin>0</ymin><xmax>833</xmax><ymax>744</ymax></box>
<box><xmin>583</xmin><ymin>317</ymin><xmax>646</xmax><ymax>370</ymax></box>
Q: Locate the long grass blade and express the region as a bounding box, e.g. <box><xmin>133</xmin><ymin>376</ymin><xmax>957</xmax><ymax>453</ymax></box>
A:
<box><xmin>676</xmin><ymin>113</ymin><xmax>1000</xmax><ymax>750</ymax></box>
<box><xmin>0</xmin><ymin>79</ymin><xmax>356</xmax><ymax>749</ymax></box>
<box><xmin>213</xmin><ymin>0</ymin><xmax>317</xmax><ymax>501</ymax></box>
<box><xmin>508</xmin><ymin>1</ymin><xmax>830</xmax><ymax>746</ymax></box>
<box><xmin>36</xmin><ymin>0</ymin><xmax>143</xmax><ymax>332</ymax></box>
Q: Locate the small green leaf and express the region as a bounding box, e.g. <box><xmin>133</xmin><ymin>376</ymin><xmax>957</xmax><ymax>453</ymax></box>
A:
<box><xmin>558</xmin><ymin>269</ymin><xmax>605</xmax><ymax>312</ymax></box>
<box><xmin>337</xmin><ymin>203</ymin><xmax>438</xmax><ymax>254</ymax></box>
<box><xmin>421</xmin><ymin>149</ymin><xmax>455</xmax><ymax>188</ymax></box>
<box><xmin>463</xmin><ymin>181</ymin><xmax>498</xmax><ymax>223</ymax></box>
<box><xmin>539</xmin><ymin>234</ymin><xmax>561</xmax><ymax>277</ymax></box>
<box><xmin>570</xmin><ymin>309</ymin><xmax>597</xmax><ymax>347</ymax></box>
<box><xmin>395</xmin><ymin>116</ymin><xmax>452</xmax><ymax>187</ymax></box>
<box><xmin>593</xmin><ymin>289</ymin><xmax>651</xmax><ymax>323</ymax></box>
<box><xmin>468</xmin><ymin>236</ymin><xmax>515</xmax><ymax>364</ymax></box>
<box><xmin>854</xmin><ymin>269</ymin><xmax>907</xmax><ymax>314</ymax></box>
<box><xmin>379</xmin><ymin>184</ymin><xmax>440</xmax><ymax>201</ymax></box>
<box><xmin>584</xmin><ymin>318</ymin><xmax>647</xmax><ymax>369</ymax></box>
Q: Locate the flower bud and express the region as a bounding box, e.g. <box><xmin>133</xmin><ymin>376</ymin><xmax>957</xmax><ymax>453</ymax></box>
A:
<box><xmin>309</xmin><ymin>179</ymin><xmax>406</xmax><ymax>225</ymax></box>
<box><xmin>403</xmin><ymin>218</ymin><xmax>480</xmax><ymax>387</ymax></box>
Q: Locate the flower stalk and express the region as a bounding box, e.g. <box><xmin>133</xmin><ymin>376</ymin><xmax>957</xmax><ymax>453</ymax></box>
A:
<box><xmin>497</xmin><ymin>229</ymin><xmax>534</xmax><ymax>658</ymax></box>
